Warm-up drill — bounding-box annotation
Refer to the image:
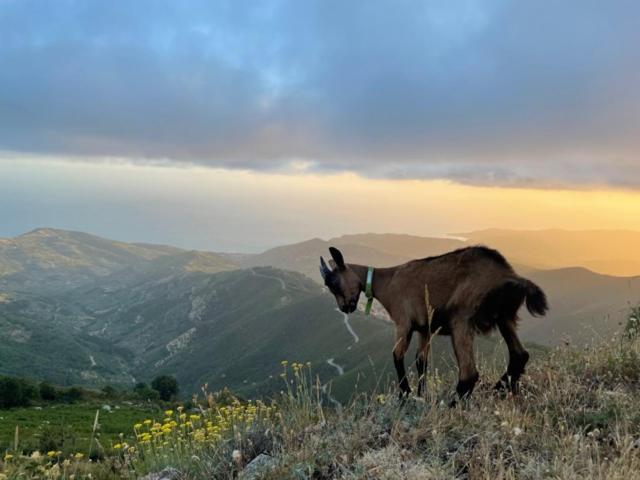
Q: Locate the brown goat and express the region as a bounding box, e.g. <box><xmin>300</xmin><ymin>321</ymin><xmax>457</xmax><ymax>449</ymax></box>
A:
<box><xmin>320</xmin><ymin>246</ymin><xmax>548</xmax><ymax>400</ymax></box>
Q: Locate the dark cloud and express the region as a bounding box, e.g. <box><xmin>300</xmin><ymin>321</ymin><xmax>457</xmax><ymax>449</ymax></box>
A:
<box><xmin>1</xmin><ymin>0</ymin><xmax>639</xmax><ymax>186</ymax></box>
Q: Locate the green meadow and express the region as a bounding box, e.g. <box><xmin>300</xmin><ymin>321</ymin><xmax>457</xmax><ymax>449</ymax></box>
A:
<box><xmin>0</xmin><ymin>403</ymin><xmax>161</xmax><ymax>457</ymax></box>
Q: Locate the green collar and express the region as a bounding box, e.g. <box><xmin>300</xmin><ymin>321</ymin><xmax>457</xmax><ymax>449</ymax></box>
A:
<box><xmin>364</xmin><ymin>266</ymin><xmax>374</xmax><ymax>315</ymax></box>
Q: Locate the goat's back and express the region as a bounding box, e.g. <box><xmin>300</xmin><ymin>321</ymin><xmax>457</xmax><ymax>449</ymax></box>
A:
<box><xmin>407</xmin><ymin>246</ymin><xmax>547</xmax><ymax>334</ymax></box>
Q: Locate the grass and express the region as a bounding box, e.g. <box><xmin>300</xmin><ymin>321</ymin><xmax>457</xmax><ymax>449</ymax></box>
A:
<box><xmin>2</xmin><ymin>332</ymin><xmax>640</xmax><ymax>479</ymax></box>
<box><xmin>0</xmin><ymin>403</ymin><xmax>161</xmax><ymax>458</ymax></box>
<box><xmin>257</xmin><ymin>337</ymin><xmax>640</xmax><ymax>480</ymax></box>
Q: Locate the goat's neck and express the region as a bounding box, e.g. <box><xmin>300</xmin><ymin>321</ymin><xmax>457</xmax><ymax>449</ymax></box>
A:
<box><xmin>349</xmin><ymin>264</ymin><xmax>396</xmax><ymax>308</ymax></box>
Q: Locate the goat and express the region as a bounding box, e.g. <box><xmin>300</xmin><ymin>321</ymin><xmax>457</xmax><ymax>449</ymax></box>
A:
<box><xmin>320</xmin><ymin>246</ymin><xmax>548</xmax><ymax>400</ymax></box>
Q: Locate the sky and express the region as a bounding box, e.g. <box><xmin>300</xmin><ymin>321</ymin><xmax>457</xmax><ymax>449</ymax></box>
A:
<box><xmin>1</xmin><ymin>1</ymin><xmax>640</xmax><ymax>251</ymax></box>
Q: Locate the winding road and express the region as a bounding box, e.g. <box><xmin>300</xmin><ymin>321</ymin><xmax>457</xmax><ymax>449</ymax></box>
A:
<box><xmin>251</xmin><ymin>268</ymin><xmax>287</xmax><ymax>290</ymax></box>
<box><xmin>252</xmin><ymin>273</ymin><xmax>358</xmax><ymax>409</ymax></box>
<box><xmin>321</xmin><ymin>384</ymin><xmax>343</xmax><ymax>410</ymax></box>
<box><xmin>335</xmin><ymin>307</ymin><xmax>359</xmax><ymax>344</ymax></box>
<box><xmin>321</xmin><ymin>307</ymin><xmax>364</xmax><ymax>409</ymax></box>
<box><xmin>326</xmin><ymin>358</ymin><xmax>344</xmax><ymax>376</ymax></box>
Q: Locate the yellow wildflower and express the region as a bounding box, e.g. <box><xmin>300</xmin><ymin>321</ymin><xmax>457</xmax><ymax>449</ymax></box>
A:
<box><xmin>3</xmin><ymin>454</ymin><xmax>13</xmax><ymax>461</ymax></box>
<box><xmin>47</xmin><ymin>450</ymin><xmax>57</xmax><ymax>457</ymax></box>
<box><xmin>113</xmin><ymin>444</ymin><xmax>122</xmax><ymax>450</ymax></box>
<box><xmin>74</xmin><ymin>453</ymin><xmax>84</xmax><ymax>459</ymax></box>
<box><xmin>164</xmin><ymin>410</ymin><xmax>174</xmax><ymax>416</ymax></box>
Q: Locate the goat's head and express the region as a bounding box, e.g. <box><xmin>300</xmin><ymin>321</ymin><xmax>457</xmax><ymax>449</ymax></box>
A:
<box><xmin>320</xmin><ymin>247</ymin><xmax>362</xmax><ymax>314</ymax></box>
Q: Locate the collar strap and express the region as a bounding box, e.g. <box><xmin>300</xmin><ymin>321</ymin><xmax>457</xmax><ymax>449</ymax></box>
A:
<box><xmin>364</xmin><ymin>266</ymin><xmax>374</xmax><ymax>315</ymax></box>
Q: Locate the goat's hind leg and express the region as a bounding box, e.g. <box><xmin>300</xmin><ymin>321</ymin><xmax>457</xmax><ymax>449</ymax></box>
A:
<box><xmin>495</xmin><ymin>319</ymin><xmax>529</xmax><ymax>395</ymax></box>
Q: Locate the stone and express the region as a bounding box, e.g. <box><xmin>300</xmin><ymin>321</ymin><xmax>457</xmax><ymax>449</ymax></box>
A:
<box><xmin>139</xmin><ymin>467</ymin><xmax>181</xmax><ymax>480</ymax></box>
<box><xmin>241</xmin><ymin>454</ymin><xmax>275</xmax><ymax>479</ymax></box>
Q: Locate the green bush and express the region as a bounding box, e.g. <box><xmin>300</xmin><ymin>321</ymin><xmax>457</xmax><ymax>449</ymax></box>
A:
<box><xmin>151</xmin><ymin>375</ymin><xmax>179</xmax><ymax>401</ymax></box>
<box><xmin>101</xmin><ymin>385</ymin><xmax>117</xmax><ymax>398</ymax></box>
<box><xmin>0</xmin><ymin>375</ymin><xmax>38</xmax><ymax>408</ymax></box>
<box><xmin>39</xmin><ymin>381</ymin><xmax>59</xmax><ymax>401</ymax></box>
<box><xmin>61</xmin><ymin>386</ymin><xmax>84</xmax><ymax>403</ymax></box>
<box><xmin>35</xmin><ymin>422</ymin><xmax>78</xmax><ymax>453</ymax></box>
<box><xmin>133</xmin><ymin>382</ymin><xmax>160</xmax><ymax>401</ymax></box>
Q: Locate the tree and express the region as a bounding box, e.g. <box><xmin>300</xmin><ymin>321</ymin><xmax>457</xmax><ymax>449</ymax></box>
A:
<box><xmin>133</xmin><ymin>382</ymin><xmax>160</xmax><ymax>401</ymax></box>
<box><xmin>0</xmin><ymin>376</ymin><xmax>38</xmax><ymax>408</ymax></box>
<box><xmin>151</xmin><ymin>375</ymin><xmax>179</xmax><ymax>401</ymax></box>
<box><xmin>61</xmin><ymin>386</ymin><xmax>84</xmax><ymax>403</ymax></box>
<box><xmin>101</xmin><ymin>385</ymin><xmax>117</xmax><ymax>397</ymax></box>
<box><xmin>39</xmin><ymin>381</ymin><xmax>59</xmax><ymax>401</ymax></box>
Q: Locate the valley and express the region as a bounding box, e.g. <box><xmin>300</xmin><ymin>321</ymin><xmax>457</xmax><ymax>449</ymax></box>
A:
<box><xmin>1</xmin><ymin>227</ymin><xmax>639</xmax><ymax>400</ymax></box>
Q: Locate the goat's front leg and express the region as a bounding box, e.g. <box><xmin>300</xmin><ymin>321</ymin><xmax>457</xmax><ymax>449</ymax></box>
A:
<box><xmin>393</xmin><ymin>326</ymin><xmax>412</xmax><ymax>397</ymax></box>
<box><xmin>415</xmin><ymin>331</ymin><xmax>430</xmax><ymax>397</ymax></box>
<box><xmin>451</xmin><ymin>318</ymin><xmax>479</xmax><ymax>404</ymax></box>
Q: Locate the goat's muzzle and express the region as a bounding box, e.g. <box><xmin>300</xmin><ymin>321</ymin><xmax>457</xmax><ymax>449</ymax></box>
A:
<box><xmin>341</xmin><ymin>301</ymin><xmax>358</xmax><ymax>314</ymax></box>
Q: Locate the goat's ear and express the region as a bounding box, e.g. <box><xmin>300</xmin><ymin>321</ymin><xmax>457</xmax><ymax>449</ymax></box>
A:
<box><xmin>319</xmin><ymin>256</ymin><xmax>331</xmax><ymax>280</ymax></box>
<box><xmin>329</xmin><ymin>247</ymin><xmax>346</xmax><ymax>271</ymax></box>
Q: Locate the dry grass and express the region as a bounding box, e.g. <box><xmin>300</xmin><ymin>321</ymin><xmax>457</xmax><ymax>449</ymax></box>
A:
<box><xmin>258</xmin><ymin>334</ymin><xmax>640</xmax><ymax>480</ymax></box>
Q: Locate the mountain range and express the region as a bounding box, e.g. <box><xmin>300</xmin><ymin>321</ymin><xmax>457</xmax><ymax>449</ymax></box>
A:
<box><xmin>1</xmin><ymin>227</ymin><xmax>639</xmax><ymax>399</ymax></box>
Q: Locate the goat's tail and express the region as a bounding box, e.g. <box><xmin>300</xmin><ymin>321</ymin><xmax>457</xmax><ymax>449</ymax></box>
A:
<box><xmin>521</xmin><ymin>278</ymin><xmax>548</xmax><ymax>317</ymax></box>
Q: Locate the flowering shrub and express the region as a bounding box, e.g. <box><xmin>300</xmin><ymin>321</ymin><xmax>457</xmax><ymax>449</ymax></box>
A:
<box><xmin>124</xmin><ymin>399</ymin><xmax>278</xmax><ymax>477</ymax></box>
<box><xmin>0</xmin><ymin>450</ymin><xmax>94</xmax><ymax>479</ymax></box>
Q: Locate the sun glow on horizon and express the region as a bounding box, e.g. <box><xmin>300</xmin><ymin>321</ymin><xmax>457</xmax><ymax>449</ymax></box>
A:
<box><xmin>2</xmin><ymin>158</ymin><xmax>640</xmax><ymax>251</ymax></box>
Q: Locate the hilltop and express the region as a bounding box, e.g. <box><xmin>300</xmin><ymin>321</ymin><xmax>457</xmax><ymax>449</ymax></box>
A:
<box><xmin>458</xmin><ymin>228</ymin><xmax>640</xmax><ymax>277</ymax></box>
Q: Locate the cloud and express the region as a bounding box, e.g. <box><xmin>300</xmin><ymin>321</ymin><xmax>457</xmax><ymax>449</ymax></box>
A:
<box><xmin>1</xmin><ymin>0</ymin><xmax>639</xmax><ymax>186</ymax></box>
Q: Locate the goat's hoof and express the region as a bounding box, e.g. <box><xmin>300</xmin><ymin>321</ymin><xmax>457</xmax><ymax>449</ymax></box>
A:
<box><xmin>398</xmin><ymin>389</ymin><xmax>411</xmax><ymax>403</ymax></box>
<box><xmin>494</xmin><ymin>379</ymin><xmax>509</xmax><ymax>392</ymax></box>
<box><xmin>494</xmin><ymin>373</ymin><xmax>513</xmax><ymax>394</ymax></box>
